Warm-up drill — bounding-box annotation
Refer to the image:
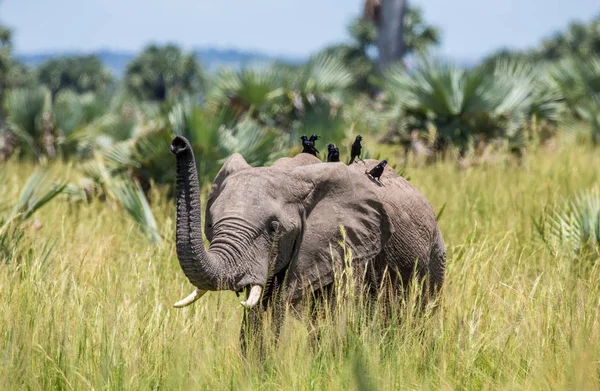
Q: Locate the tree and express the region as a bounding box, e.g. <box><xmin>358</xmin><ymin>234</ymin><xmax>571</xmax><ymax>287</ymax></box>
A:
<box><xmin>37</xmin><ymin>55</ymin><xmax>114</xmax><ymax>99</ymax></box>
<box><xmin>544</xmin><ymin>56</ymin><xmax>600</xmax><ymax>144</ymax></box>
<box><xmin>403</xmin><ymin>6</ymin><xmax>441</xmax><ymax>56</ymax></box>
<box><xmin>0</xmin><ymin>23</ymin><xmax>38</xmax><ymax>161</ymax></box>
<box><xmin>383</xmin><ymin>57</ymin><xmax>561</xmax><ymax>156</ymax></box>
<box><xmin>364</xmin><ymin>0</ymin><xmax>440</xmax><ymax>70</ymax></box>
<box><xmin>206</xmin><ymin>53</ymin><xmax>353</xmax><ymax>148</ymax></box>
<box><xmin>364</xmin><ymin>0</ymin><xmax>406</xmax><ymax>70</ymax></box>
<box><xmin>125</xmin><ymin>44</ymin><xmax>205</xmax><ymax>102</ymax></box>
<box><xmin>0</xmin><ymin>24</ymin><xmax>14</xmax><ymax>113</ymax></box>
<box><xmin>536</xmin><ymin>17</ymin><xmax>600</xmax><ymax>60</ymax></box>
<box><xmin>483</xmin><ymin>16</ymin><xmax>600</xmax><ymax>66</ymax></box>
<box><xmin>377</xmin><ymin>0</ymin><xmax>406</xmax><ymax>70</ymax></box>
<box><xmin>321</xmin><ymin>5</ymin><xmax>439</xmax><ymax>93</ymax></box>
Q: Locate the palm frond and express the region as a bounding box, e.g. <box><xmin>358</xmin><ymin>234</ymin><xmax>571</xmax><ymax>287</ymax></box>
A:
<box><xmin>491</xmin><ymin>59</ymin><xmax>537</xmax><ymax>116</ymax></box>
<box><xmin>4</xmin><ymin>86</ymin><xmax>52</xmax><ymax>151</ymax></box>
<box><xmin>104</xmin><ymin>141</ymin><xmax>138</xmax><ymax>172</ymax></box>
<box><xmin>53</xmin><ymin>89</ymin><xmax>86</xmax><ymax>136</ymax></box>
<box><xmin>545</xmin><ymin>56</ymin><xmax>600</xmax><ymax>143</ymax></box>
<box><xmin>129</xmin><ymin>128</ymin><xmax>174</xmax><ymax>185</ymax></box>
<box><xmin>383</xmin><ymin>55</ymin><xmax>561</xmax><ymax>153</ymax></box>
<box><xmin>219</xmin><ymin>118</ymin><xmax>287</xmax><ymax>167</ymax></box>
<box><xmin>294</xmin><ymin>104</ymin><xmax>348</xmax><ymax>155</ymax></box>
<box><xmin>539</xmin><ymin>188</ymin><xmax>600</xmax><ymax>256</ymax></box>
<box><xmin>10</xmin><ymin>168</ymin><xmax>66</xmax><ymax>221</ymax></box>
<box><xmin>206</xmin><ymin>66</ymin><xmax>284</xmax><ymax>115</ymax></box>
<box><xmin>106</xmin><ymin>177</ymin><xmax>162</xmax><ymax>245</ymax></box>
<box><xmin>79</xmin><ymin>158</ymin><xmax>112</xmax><ymax>187</ymax></box>
<box><xmin>546</xmin><ymin>56</ymin><xmax>600</xmax><ymax>107</ymax></box>
<box><xmin>298</xmin><ymin>53</ymin><xmax>354</xmax><ymax>95</ymax></box>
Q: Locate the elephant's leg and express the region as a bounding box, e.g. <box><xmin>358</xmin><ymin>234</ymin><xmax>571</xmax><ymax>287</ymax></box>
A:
<box><xmin>240</xmin><ymin>274</ymin><xmax>288</xmax><ymax>357</ymax></box>
<box><xmin>240</xmin><ymin>306</ymin><xmax>265</xmax><ymax>358</ymax></box>
<box><xmin>268</xmin><ymin>274</ymin><xmax>286</xmax><ymax>346</ymax></box>
<box><xmin>306</xmin><ymin>284</ymin><xmax>335</xmax><ymax>351</ymax></box>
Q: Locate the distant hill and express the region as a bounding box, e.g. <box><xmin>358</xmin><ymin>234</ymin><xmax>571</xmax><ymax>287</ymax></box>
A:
<box><xmin>17</xmin><ymin>48</ymin><xmax>305</xmax><ymax>77</ymax></box>
<box><xmin>17</xmin><ymin>48</ymin><xmax>480</xmax><ymax>78</ymax></box>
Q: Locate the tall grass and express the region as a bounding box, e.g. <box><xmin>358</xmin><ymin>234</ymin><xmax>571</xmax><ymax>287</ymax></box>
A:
<box><xmin>1</xmin><ymin>145</ymin><xmax>600</xmax><ymax>390</ymax></box>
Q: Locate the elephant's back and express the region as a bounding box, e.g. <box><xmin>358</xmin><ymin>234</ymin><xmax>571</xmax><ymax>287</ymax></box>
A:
<box><xmin>271</xmin><ymin>153</ymin><xmax>322</xmax><ymax>169</ymax></box>
<box><xmin>350</xmin><ymin>160</ymin><xmax>445</xmax><ymax>288</ymax></box>
<box><xmin>349</xmin><ymin>159</ymin><xmax>437</xmax><ymax>222</ymax></box>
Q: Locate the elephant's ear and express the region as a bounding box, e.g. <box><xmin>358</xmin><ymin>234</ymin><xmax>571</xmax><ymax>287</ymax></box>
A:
<box><xmin>212</xmin><ymin>153</ymin><xmax>251</xmax><ymax>190</ymax></box>
<box><xmin>205</xmin><ymin>154</ymin><xmax>251</xmax><ymax>236</ymax></box>
<box><xmin>285</xmin><ymin>163</ymin><xmax>395</xmax><ymax>300</ymax></box>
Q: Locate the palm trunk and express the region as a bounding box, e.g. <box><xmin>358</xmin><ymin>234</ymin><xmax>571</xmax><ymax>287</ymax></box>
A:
<box><xmin>377</xmin><ymin>0</ymin><xmax>407</xmax><ymax>71</ymax></box>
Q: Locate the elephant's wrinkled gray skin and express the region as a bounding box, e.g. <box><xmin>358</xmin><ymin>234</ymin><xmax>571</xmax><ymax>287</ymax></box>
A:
<box><xmin>171</xmin><ymin>135</ymin><xmax>446</xmax><ymax>349</ymax></box>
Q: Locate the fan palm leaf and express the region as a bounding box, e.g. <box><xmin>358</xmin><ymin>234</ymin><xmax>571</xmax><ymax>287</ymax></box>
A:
<box><xmin>4</xmin><ymin>86</ymin><xmax>52</xmax><ymax>155</ymax></box>
<box><xmin>296</xmin><ymin>53</ymin><xmax>354</xmax><ymax>96</ymax></box>
<box><xmin>206</xmin><ymin>65</ymin><xmax>284</xmax><ymax>117</ymax></box>
<box><xmin>544</xmin><ymin>56</ymin><xmax>600</xmax><ymax>143</ymax></box>
<box><xmin>545</xmin><ymin>56</ymin><xmax>600</xmax><ymax>109</ymax></box>
<box><xmin>106</xmin><ymin>177</ymin><xmax>161</xmax><ymax>244</ymax></box>
<box><xmin>69</xmin><ymin>157</ymin><xmax>161</xmax><ymax>244</ymax></box>
<box><xmin>384</xmin><ymin>56</ymin><xmax>559</xmax><ymax>153</ymax></box>
<box><xmin>219</xmin><ymin>118</ymin><xmax>287</xmax><ymax>167</ymax></box>
<box><xmin>9</xmin><ymin>168</ymin><xmax>66</xmax><ymax>221</ymax></box>
<box><xmin>538</xmin><ymin>188</ymin><xmax>600</xmax><ymax>257</ymax></box>
<box><xmin>169</xmin><ymin>98</ymin><xmax>231</xmax><ymax>183</ymax></box>
<box><xmin>52</xmin><ymin>90</ymin><xmax>86</xmax><ymax>136</ymax></box>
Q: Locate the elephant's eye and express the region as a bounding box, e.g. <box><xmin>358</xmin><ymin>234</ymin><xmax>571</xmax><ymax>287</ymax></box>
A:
<box><xmin>269</xmin><ymin>221</ymin><xmax>280</xmax><ymax>233</ymax></box>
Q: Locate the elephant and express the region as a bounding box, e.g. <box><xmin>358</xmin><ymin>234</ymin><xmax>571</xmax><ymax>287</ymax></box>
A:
<box><xmin>169</xmin><ymin>135</ymin><xmax>446</xmax><ymax>350</ymax></box>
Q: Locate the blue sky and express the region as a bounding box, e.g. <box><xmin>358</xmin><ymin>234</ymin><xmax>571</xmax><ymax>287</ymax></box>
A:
<box><xmin>0</xmin><ymin>0</ymin><xmax>598</xmax><ymax>60</ymax></box>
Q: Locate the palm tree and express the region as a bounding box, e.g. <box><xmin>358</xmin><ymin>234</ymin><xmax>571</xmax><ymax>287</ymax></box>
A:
<box><xmin>3</xmin><ymin>86</ymin><xmax>52</xmax><ymax>159</ymax></box>
<box><xmin>171</xmin><ymin>96</ymin><xmax>285</xmax><ymax>182</ymax></box>
<box><xmin>366</xmin><ymin>0</ymin><xmax>407</xmax><ymax>70</ymax></box>
<box><xmin>544</xmin><ymin>56</ymin><xmax>600</xmax><ymax>144</ymax></box>
<box><xmin>383</xmin><ymin>56</ymin><xmax>558</xmax><ymax>156</ymax></box>
<box><xmin>2</xmin><ymin>86</ymin><xmax>136</xmax><ymax>161</ymax></box>
<box><xmin>207</xmin><ymin>54</ymin><xmax>353</xmax><ymax>135</ymax></box>
<box><xmin>536</xmin><ymin>17</ymin><xmax>600</xmax><ymax>60</ymax></box>
<box><xmin>327</xmin><ymin>4</ymin><xmax>439</xmax><ymax>91</ymax></box>
<box><xmin>51</xmin><ymin>89</ymin><xmax>122</xmax><ymax>158</ymax></box>
<box><xmin>0</xmin><ymin>24</ymin><xmax>34</xmax><ymax>160</ymax></box>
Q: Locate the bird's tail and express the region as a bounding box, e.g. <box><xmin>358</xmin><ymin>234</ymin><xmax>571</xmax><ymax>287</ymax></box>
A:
<box><xmin>348</xmin><ymin>157</ymin><xmax>355</xmax><ymax>164</ymax></box>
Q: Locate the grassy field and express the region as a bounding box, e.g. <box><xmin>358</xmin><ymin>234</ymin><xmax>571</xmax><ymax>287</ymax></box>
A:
<box><xmin>1</xmin><ymin>145</ymin><xmax>600</xmax><ymax>390</ymax></box>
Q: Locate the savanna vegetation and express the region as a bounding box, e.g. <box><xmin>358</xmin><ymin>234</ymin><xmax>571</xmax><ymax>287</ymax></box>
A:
<box><xmin>1</xmin><ymin>2</ymin><xmax>600</xmax><ymax>389</ymax></box>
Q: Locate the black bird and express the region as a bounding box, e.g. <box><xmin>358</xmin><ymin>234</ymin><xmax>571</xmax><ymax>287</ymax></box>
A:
<box><xmin>326</xmin><ymin>143</ymin><xmax>340</xmax><ymax>162</ymax></box>
<box><xmin>300</xmin><ymin>134</ymin><xmax>319</xmax><ymax>156</ymax></box>
<box><xmin>366</xmin><ymin>160</ymin><xmax>387</xmax><ymax>182</ymax></box>
<box><xmin>309</xmin><ymin>134</ymin><xmax>321</xmax><ymax>152</ymax></box>
<box><xmin>349</xmin><ymin>135</ymin><xmax>364</xmax><ymax>164</ymax></box>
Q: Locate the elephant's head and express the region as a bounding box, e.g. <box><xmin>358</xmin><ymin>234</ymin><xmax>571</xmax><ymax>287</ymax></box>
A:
<box><xmin>171</xmin><ymin>136</ymin><xmax>394</xmax><ymax>308</ymax></box>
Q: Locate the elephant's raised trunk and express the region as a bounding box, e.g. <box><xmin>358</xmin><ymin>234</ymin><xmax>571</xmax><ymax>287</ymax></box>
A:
<box><xmin>171</xmin><ymin>136</ymin><xmax>235</xmax><ymax>292</ymax></box>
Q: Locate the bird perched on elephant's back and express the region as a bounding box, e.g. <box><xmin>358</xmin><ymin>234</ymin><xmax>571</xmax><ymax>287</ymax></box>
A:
<box><xmin>327</xmin><ymin>143</ymin><xmax>340</xmax><ymax>162</ymax></box>
<box><xmin>366</xmin><ymin>159</ymin><xmax>387</xmax><ymax>183</ymax></box>
<box><xmin>300</xmin><ymin>134</ymin><xmax>320</xmax><ymax>156</ymax></box>
<box><xmin>349</xmin><ymin>135</ymin><xmax>364</xmax><ymax>164</ymax></box>
<box><xmin>169</xmin><ymin>136</ymin><xmax>446</xmax><ymax>352</ymax></box>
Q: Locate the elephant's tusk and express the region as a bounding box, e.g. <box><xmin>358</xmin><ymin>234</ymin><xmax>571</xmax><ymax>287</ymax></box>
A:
<box><xmin>240</xmin><ymin>285</ymin><xmax>263</xmax><ymax>309</ymax></box>
<box><xmin>173</xmin><ymin>288</ymin><xmax>207</xmax><ymax>308</ymax></box>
